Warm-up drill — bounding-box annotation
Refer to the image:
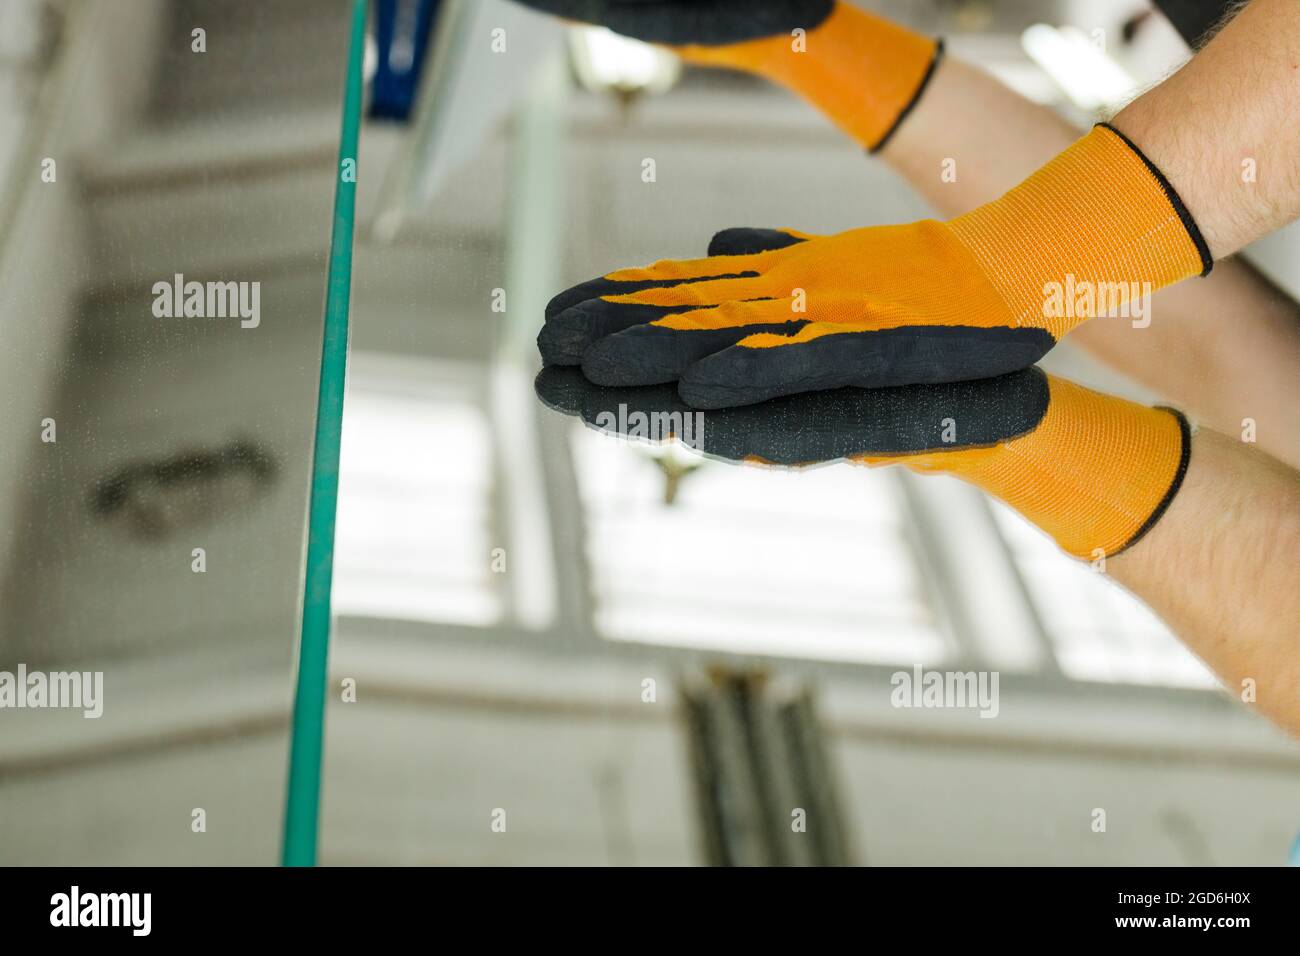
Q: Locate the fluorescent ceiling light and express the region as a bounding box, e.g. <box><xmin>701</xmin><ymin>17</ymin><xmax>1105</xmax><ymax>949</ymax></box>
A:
<box><xmin>568</xmin><ymin>26</ymin><xmax>681</xmax><ymax>94</ymax></box>
<box><xmin>1021</xmin><ymin>23</ymin><xmax>1137</xmax><ymax>112</ymax></box>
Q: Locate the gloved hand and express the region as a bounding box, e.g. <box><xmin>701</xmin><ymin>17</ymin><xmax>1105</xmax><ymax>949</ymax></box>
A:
<box><xmin>511</xmin><ymin>0</ymin><xmax>941</xmax><ymax>151</ymax></box>
<box><xmin>535</xmin><ymin>364</ymin><xmax>1191</xmax><ymax>560</ymax></box>
<box><xmin>539</xmin><ymin>124</ymin><xmax>1213</xmax><ymax>409</ymax></box>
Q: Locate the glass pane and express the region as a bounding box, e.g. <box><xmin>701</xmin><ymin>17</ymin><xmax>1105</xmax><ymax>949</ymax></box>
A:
<box><xmin>0</xmin><ymin>0</ymin><xmax>355</xmax><ymax>864</ymax></box>
<box><xmin>318</xmin><ymin>0</ymin><xmax>1299</xmax><ymax>867</ymax></box>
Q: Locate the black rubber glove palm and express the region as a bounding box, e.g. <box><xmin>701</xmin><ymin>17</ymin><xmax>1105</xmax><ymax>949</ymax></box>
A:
<box><xmin>535</xmin><ymin>364</ymin><xmax>1051</xmax><ymax>467</ymax></box>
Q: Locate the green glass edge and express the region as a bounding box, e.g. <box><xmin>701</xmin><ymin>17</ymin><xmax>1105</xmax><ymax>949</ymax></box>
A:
<box><xmin>282</xmin><ymin>0</ymin><xmax>367</xmax><ymax>867</ymax></box>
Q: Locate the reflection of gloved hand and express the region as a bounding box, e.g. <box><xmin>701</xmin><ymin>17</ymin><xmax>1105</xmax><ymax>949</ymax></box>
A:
<box><xmin>536</xmin><ymin>364</ymin><xmax>1191</xmax><ymax>559</ymax></box>
<box><xmin>511</xmin><ymin>0</ymin><xmax>941</xmax><ymax>151</ymax></box>
<box><xmin>539</xmin><ymin>125</ymin><xmax>1212</xmax><ymax>409</ymax></box>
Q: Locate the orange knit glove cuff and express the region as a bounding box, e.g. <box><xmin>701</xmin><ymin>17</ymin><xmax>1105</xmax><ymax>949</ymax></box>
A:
<box><xmin>893</xmin><ymin>376</ymin><xmax>1191</xmax><ymax>559</ymax></box>
<box><xmin>676</xmin><ymin>1</ymin><xmax>942</xmax><ymax>151</ymax></box>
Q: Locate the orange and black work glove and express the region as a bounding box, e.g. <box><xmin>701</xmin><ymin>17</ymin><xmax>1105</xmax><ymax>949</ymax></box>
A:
<box><xmin>512</xmin><ymin>0</ymin><xmax>942</xmax><ymax>151</ymax></box>
<box><xmin>535</xmin><ymin>364</ymin><xmax>1192</xmax><ymax>560</ymax></box>
<box><xmin>539</xmin><ymin>124</ymin><xmax>1213</xmax><ymax>409</ymax></box>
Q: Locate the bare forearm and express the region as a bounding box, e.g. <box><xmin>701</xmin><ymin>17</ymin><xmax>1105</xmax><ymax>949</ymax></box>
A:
<box><xmin>1112</xmin><ymin>429</ymin><xmax>1300</xmax><ymax>735</ymax></box>
<box><xmin>1115</xmin><ymin>0</ymin><xmax>1300</xmax><ymax>258</ymax></box>
<box><xmin>880</xmin><ymin>56</ymin><xmax>1300</xmax><ymax>468</ymax></box>
<box><xmin>880</xmin><ymin>57</ymin><xmax>1077</xmax><ymax>213</ymax></box>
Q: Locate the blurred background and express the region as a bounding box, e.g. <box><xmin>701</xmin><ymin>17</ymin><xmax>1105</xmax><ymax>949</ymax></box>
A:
<box><xmin>0</xmin><ymin>0</ymin><xmax>1297</xmax><ymax>866</ymax></box>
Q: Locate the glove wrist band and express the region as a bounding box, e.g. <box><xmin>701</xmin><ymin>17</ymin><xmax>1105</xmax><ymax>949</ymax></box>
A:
<box><xmin>909</xmin><ymin>378</ymin><xmax>1193</xmax><ymax>559</ymax></box>
<box><xmin>1093</xmin><ymin>122</ymin><xmax>1214</xmax><ymax>277</ymax></box>
<box><xmin>946</xmin><ymin>124</ymin><xmax>1212</xmax><ymax>341</ymax></box>
<box><xmin>868</xmin><ymin>38</ymin><xmax>944</xmax><ymax>153</ymax></box>
<box><xmin>680</xmin><ymin>1</ymin><xmax>943</xmax><ymax>152</ymax></box>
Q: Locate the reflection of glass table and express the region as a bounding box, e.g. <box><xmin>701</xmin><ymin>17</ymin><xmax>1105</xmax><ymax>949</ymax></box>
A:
<box><xmin>297</xmin><ymin>0</ymin><xmax>1294</xmax><ymax>871</ymax></box>
<box><xmin>304</xmin><ymin>0</ymin><xmax>1251</xmax><ymax>868</ymax></box>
